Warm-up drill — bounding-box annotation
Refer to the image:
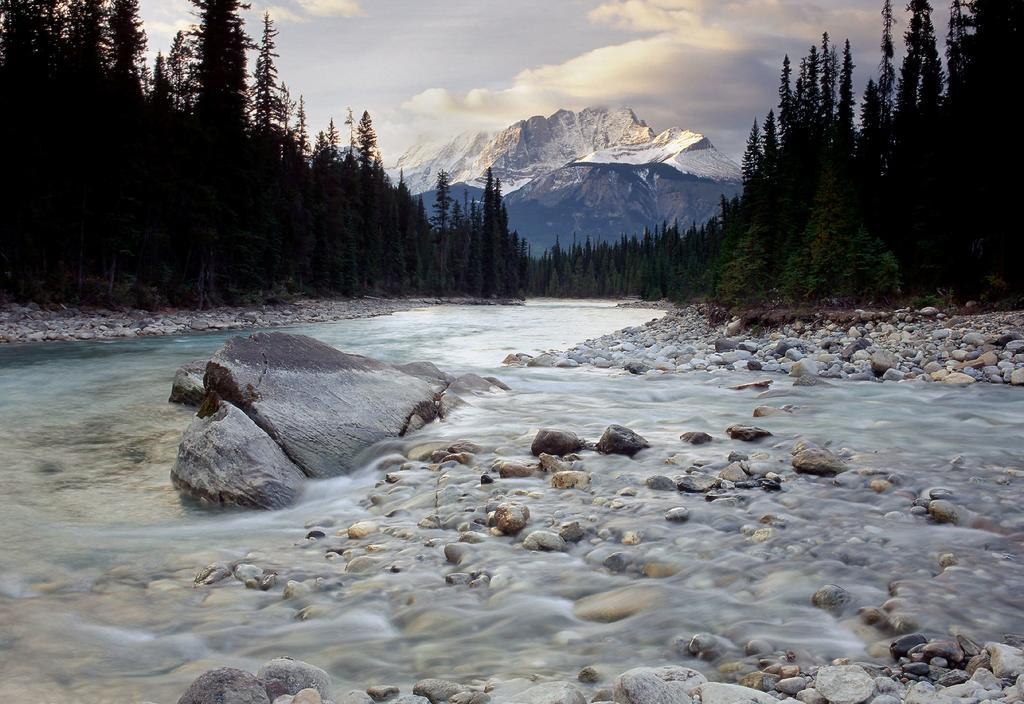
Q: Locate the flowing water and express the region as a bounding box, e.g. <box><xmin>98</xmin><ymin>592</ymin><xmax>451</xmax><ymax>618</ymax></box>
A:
<box><xmin>1</xmin><ymin>300</ymin><xmax>1023</xmax><ymax>702</ymax></box>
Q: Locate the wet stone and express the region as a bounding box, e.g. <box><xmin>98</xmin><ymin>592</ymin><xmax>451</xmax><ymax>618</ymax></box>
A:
<box><xmin>725</xmin><ymin>425</ymin><xmax>772</xmax><ymax>441</ymax></box>
<box><xmin>680</xmin><ymin>431</ymin><xmax>713</xmax><ymax>445</ymax></box>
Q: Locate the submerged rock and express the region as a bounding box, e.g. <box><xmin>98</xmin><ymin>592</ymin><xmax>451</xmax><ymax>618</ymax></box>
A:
<box><xmin>258</xmin><ymin>658</ymin><xmax>333</xmax><ymax>701</ymax></box>
<box><xmin>792</xmin><ymin>448</ymin><xmax>847</xmax><ymax>476</ymax></box>
<box><xmin>171</xmin><ymin>400</ymin><xmax>306</xmax><ymax>510</ymax></box>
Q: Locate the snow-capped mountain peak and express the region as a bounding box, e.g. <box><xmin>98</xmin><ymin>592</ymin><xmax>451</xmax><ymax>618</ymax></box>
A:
<box><xmin>388</xmin><ymin>107</ymin><xmax>739</xmax><ymax>194</ymax></box>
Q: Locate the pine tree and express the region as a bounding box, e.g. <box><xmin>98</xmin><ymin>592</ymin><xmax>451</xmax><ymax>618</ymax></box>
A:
<box><xmin>108</xmin><ymin>0</ymin><xmax>147</xmax><ymax>95</ymax></box>
<box><xmin>252</xmin><ymin>12</ymin><xmax>282</xmax><ymax>137</ymax></box>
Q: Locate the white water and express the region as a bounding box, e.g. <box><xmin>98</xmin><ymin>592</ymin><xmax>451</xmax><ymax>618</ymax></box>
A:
<box><xmin>1</xmin><ymin>300</ymin><xmax>1023</xmax><ymax>702</ymax></box>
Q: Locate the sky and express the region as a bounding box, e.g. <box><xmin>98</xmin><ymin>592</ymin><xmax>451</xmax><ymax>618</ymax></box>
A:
<box><xmin>139</xmin><ymin>0</ymin><xmax>950</xmax><ymax>161</ymax></box>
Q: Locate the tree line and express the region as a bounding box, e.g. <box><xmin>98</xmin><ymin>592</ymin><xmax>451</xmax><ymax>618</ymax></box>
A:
<box><xmin>0</xmin><ymin>0</ymin><xmax>527</xmax><ymax>305</ymax></box>
<box><xmin>529</xmin><ymin>0</ymin><xmax>1022</xmax><ymax>305</ymax></box>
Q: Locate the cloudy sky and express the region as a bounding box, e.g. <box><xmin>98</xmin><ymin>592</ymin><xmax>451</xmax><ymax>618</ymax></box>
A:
<box><xmin>140</xmin><ymin>0</ymin><xmax>948</xmax><ymax>161</ymax></box>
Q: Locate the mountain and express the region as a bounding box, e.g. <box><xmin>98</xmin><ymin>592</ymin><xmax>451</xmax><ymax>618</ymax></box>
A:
<box><xmin>389</xmin><ymin>106</ymin><xmax>741</xmax><ymax>248</ymax></box>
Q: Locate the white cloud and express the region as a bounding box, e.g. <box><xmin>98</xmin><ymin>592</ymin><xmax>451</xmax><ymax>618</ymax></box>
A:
<box><xmin>295</xmin><ymin>0</ymin><xmax>365</xmax><ymax>18</ymax></box>
<box><xmin>265</xmin><ymin>5</ymin><xmax>309</xmax><ymax>23</ymax></box>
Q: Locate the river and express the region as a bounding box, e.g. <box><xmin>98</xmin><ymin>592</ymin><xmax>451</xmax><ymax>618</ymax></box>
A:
<box><xmin>1</xmin><ymin>299</ymin><xmax>1022</xmax><ymax>702</ymax></box>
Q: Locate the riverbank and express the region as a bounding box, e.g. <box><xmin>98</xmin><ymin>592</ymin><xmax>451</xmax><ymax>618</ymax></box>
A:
<box><xmin>0</xmin><ymin>296</ymin><xmax>521</xmax><ymax>344</ymax></box>
<box><xmin>510</xmin><ymin>304</ymin><xmax>1024</xmax><ymax>386</ymax></box>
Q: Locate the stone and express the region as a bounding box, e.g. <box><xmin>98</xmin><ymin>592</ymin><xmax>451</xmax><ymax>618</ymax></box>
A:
<box><xmin>696</xmin><ymin>682</ymin><xmax>775</xmax><ymax>704</ymax></box>
<box><xmin>199</xmin><ymin>333</ymin><xmax>445</xmax><ymax>480</ymax></box>
<box><xmin>494</xmin><ymin>502</ymin><xmax>530</xmax><ymax>535</ymax></box>
<box><xmin>811</xmin><ymin>584</ymin><xmax>852</xmax><ymax>614</ymax></box>
<box><xmin>596</xmin><ymin>425</ymin><xmax>650</xmax><ymax>457</ymax></box>
<box><xmin>813</xmin><ymin>666</ymin><xmax>874</xmax><ymax>704</ymax></box>
<box><xmin>412</xmin><ymin>680</ymin><xmax>468</xmax><ymax>704</ymax></box>
<box><xmin>194</xmin><ymin>562</ymin><xmax>233</xmax><ymax>586</ymax></box>
<box><xmin>449</xmin><ymin>694</ymin><xmax>488</xmax><ymax>704</ymax></box>
<box><xmin>551</xmin><ymin>471</ymin><xmax>591</xmax><ymax>489</ymax></box>
<box><xmin>258</xmin><ymin>658</ymin><xmax>332</xmax><ymax>701</ymax></box>
<box><xmin>680</xmin><ymin>431</ymin><xmax>713</xmax><ymax>445</ymax></box>
<box><xmin>612</xmin><ymin>666</ymin><xmax>705</xmax><ymax>704</ymax></box>
<box><xmin>496</xmin><ymin>460</ymin><xmax>538</xmax><ymax>479</ymax></box>
<box><xmin>789</xmin><ymin>358</ymin><xmax>819</xmax><ymax>378</ymax></box>
<box><xmin>1011</xmin><ymin>368</ymin><xmax>1024</xmax><ymax>386</ymax></box>
<box><xmin>725</xmin><ymin>425</ymin><xmax>772</xmax><ymax>441</ymax></box>
<box><xmin>579</xmin><ymin>667</ymin><xmax>601</xmax><ymax>683</ymax></box>
<box><xmin>987</xmin><ymin>643</ymin><xmax>1024</xmax><ymax>678</ymax></box>
<box><xmin>928</xmin><ymin>499</ymin><xmax>961</xmax><ymax>524</ymax></box>
<box><xmin>646</xmin><ymin>475</ymin><xmax>677</xmax><ymax>491</ymax></box>
<box><xmin>573</xmin><ymin>585</ymin><xmax>662</xmax><ymax>623</ymax></box>
<box><xmin>347</xmin><ymin>520</ymin><xmax>378</xmax><ymax>539</ymax></box>
<box><xmin>890</xmin><ymin>634</ymin><xmax>928</xmax><ymax>659</ymax></box>
<box><xmin>177</xmin><ymin>668</ymin><xmax>270</xmax><ymax>704</ymax></box>
<box><xmin>677</xmin><ymin>474</ymin><xmax>717</xmax><ymax>493</ymax></box>
<box><xmin>292</xmin><ymin>689</ymin><xmax>323</xmax><ymax>704</ymax></box>
<box><xmin>538</xmin><ymin>453</ymin><xmax>571</xmax><ymax>473</ymax></box>
<box><xmin>870</xmin><ymin>350</ymin><xmax>900</xmax><ymax>376</ymax></box>
<box><xmin>171</xmin><ymin>400</ymin><xmax>306</xmax><ymax>510</ymax></box>
<box><xmin>169</xmin><ymin>359</ymin><xmax>208</xmax><ymax>406</ymax></box>
<box><xmin>518</xmin><ymin>682</ymin><xmax>586</xmax><ymax>704</ymax></box>
<box><xmin>664</xmin><ymin>507</ymin><xmax>690</xmax><ymax>523</ymax></box>
<box><xmin>791</xmin><ymin>448</ymin><xmax>846</xmax><ymax>476</ymax></box>
<box><xmin>523</xmin><ymin>530</ymin><xmax>567</xmax><ymax>551</ymax></box>
<box><xmin>753</xmin><ymin>406</ymin><xmax>790</xmax><ymax>417</ymax></box>
<box><xmin>942</xmin><ymin>371</ymin><xmax>976</xmax><ymax>385</ymax></box>
<box><xmin>532</xmin><ymin>429</ymin><xmax>585</xmax><ymax>457</ymax></box>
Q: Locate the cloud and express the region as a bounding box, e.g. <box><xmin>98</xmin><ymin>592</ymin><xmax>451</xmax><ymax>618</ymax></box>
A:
<box><xmin>265</xmin><ymin>5</ymin><xmax>309</xmax><ymax>23</ymax></box>
<box><xmin>295</xmin><ymin>0</ymin><xmax>365</xmax><ymax>18</ymax></box>
<box><xmin>394</xmin><ymin>0</ymin><xmax>903</xmax><ymax>158</ymax></box>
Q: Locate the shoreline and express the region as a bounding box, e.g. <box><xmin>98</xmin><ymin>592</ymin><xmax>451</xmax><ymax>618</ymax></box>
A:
<box><xmin>509</xmin><ymin>303</ymin><xmax>1024</xmax><ymax>387</ymax></box>
<box><xmin>0</xmin><ymin>296</ymin><xmax>523</xmax><ymax>345</ymax></box>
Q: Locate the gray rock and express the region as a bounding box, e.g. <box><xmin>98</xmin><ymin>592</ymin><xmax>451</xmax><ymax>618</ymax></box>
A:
<box><xmin>928</xmin><ymin>499</ymin><xmax>961</xmax><ymax>525</ymax></box>
<box><xmin>664</xmin><ymin>507</ymin><xmax>690</xmax><ymax>523</ymax></box>
<box><xmin>811</xmin><ymin>584</ymin><xmax>852</xmax><ymax>614</ymax></box>
<box><xmin>532</xmin><ymin>429</ymin><xmax>586</xmax><ymax>457</ymax></box>
<box><xmin>612</xmin><ymin>666</ymin><xmax>705</xmax><ymax>704</ymax></box>
<box><xmin>596</xmin><ymin>425</ymin><xmax>650</xmax><ymax>457</ymax></box>
<box><xmin>258</xmin><ymin>658</ymin><xmax>332</xmax><ymax>701</ymax></box>
<box><xmin>679</xmin><ymin>432</ymin><xmax>713</xmax><ymax>445</ymax></box>
<box><xmin>792</xmin><ymin>448</ymin><xmax>846</xmax><ymax>476</ymax></box>
<box><xmin>413</xmin><ymin>680</ymin><xmax>469</xmax><ymax>704</ymax></box>
<box><xmin>870</xmin><ymin>350</ymin><xmax>900</xmax><ymax>376</ymax></box>
<box><xmin>646</xmin><ymin>475</ymin><xmax>677</xmax><ymax>491</ymax></box>
<box><xmin>725</xmin><ymin>425</ymin><xmax>772</xmax><ymax>441</ymax></box>
<box><xmin>171</xmin><ymin>400</ymin><xmax>306</xmax><ymax>509</ymax></box>
<box><xmin>518</xmin><ymin>682</ymin><xmax>586</xmax><ymax>704</ymax></box>
<box><xmin>169</xmin><ymin>359</ymin><xmax>208</xmax><ymax>406</ymax></box>
<box><xmin>987</xmin><ymin>643</ymin><xmax>1024</xmax><ymax>678</ymax></box>
<box><xmin>203</xmin><ymin>333</ymin><xmax>442</xmax><ymax>479</ymax></box>
<box><xmin>523</xmin><ymin>530</ymin><xmax>567</xmax><ymax>552</ymax></box>
<box><xmin>696</xmin><ymin>682</ymin><xmax>775</xmax><ymax>704</ymax></box>
<box><xmin>813</xmin><ymin>665</ymin><xmax>874</xmax><ymax>704</ymax></box>
<box><xmin>177</xmin><ymin>668</ymin><xmax>270</xmax><ymax>704</ymax></box>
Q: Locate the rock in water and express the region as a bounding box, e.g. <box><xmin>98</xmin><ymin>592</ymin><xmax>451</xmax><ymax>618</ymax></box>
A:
<box><xmin>169</xmin><ymin>359</ymin><xmax>208</xmax><ymax>406</ymax></box>
<box><xmin>177</xmin><ymin>668</ymin><xmax>270</xmax><ymax>704</ymax></box>
<box><xmin>696</xmin><ymin>682</ymin><xmax>776</xmax><ymax>704</ymax></box>
<box><xmin>597</xmin><ymin>425</ymin><xmax>650</xmax><ymax>456</ymax></box>
<box><xmin>171</xmin><ymin>400</ymin><xmax>306</xmax><ymax>509</ymax></box>
<box><xmin>613</xmin><ymin>666</ymin><xmax>706</xmax><ymax>704</ymax></box>
<box><xmin>258</xmin><ymin>658</ymin><xmax>333</xmax><ymax>700</ymax></box>
<box><xmin>792</xmin><ymin>448</ymin><xmax>847</xmax><ymax>476</ymax></box>
<box><xmin>813</xmin><ymin>665</ymin><xmax>875</xmax><ymax>704</ymax></box>
<box><xmin>725</xmin><ymin>425</ymin><xmax>772</xmax><ymax>441</ymax></box>
<box><xmin>204</xmin><ymin>332</ymin><xmax>441</xmax><ymax>478</ymax></box>
<box><xmin>531</xmin><ymin>428</ymin><xmax>586</xmax><ymax>456</ymax></box>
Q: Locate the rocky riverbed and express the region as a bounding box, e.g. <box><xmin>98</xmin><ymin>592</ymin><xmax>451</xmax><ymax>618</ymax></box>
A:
<box><xmin>0</xmin><ymin>296</ymin><xmax>519</xmax><ymax>344</ymax></box>
<box><xmin>177</xmin><ymin>417</ymin><xmax>1024</xmax><ymax>704</ymax></box>
<box><xmin>508</xmin><ymin>305</ymin><xmax>1024</xmax><ymax>387</ymax></box>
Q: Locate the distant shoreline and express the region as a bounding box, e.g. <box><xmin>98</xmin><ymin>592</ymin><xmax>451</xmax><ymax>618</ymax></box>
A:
<box><xmin>0</xmin><ymin>296</ymin><xmax>523</xmax><ymax>345</ymax></box>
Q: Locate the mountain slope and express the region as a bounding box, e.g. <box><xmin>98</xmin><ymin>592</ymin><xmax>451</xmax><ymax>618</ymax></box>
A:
<box><xmin>389</xmin><ymin>106</ymin><xmax>741</xmax><ymax>246</ymax></box>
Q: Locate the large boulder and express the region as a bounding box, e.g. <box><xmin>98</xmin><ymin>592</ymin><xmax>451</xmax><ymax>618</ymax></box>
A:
<box><xmin>203</xmin><ymin>333</ymin><xmax>443</xmax><ymax>478</ymax></box>
<box><xmin>171</xmin><ymin>400</ymin><xmax>306</xmax><ymax>509</ymax></box>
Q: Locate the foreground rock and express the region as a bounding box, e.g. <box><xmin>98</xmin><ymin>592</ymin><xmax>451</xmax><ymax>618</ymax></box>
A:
<box><xmin>171</xmin><ymin>401</ymin><xmax>306</xmax><ymax>509</ymax></box>
<box><xmin>202</xmin><ymin>333</ymin><xmax>442</xmax><ymax>479</ymax></box>
<box><xmin>596</xmin><ymin>425</ymin><xmax>650</xmax><ymax>456</ymax></box>
<box><xmin>169</xmin><ymin>359</ymin><xmax>207</xmax><ymax>406</ymax></box>
<box><xmin>172</xmin><ymin>332</ymin><xmax>506</xmax><ymax>509</ymax></box>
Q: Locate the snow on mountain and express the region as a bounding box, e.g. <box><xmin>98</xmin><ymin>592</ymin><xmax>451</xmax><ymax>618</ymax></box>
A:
<box><xmin>388</xmin><ymin>107</ymin><xmax>740</xmax><ymax>194</ymax></box>
<box><xmin>575</xmin><ymin>127</ymin><xmax>741</xmax><ymax>183</ymax></box>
